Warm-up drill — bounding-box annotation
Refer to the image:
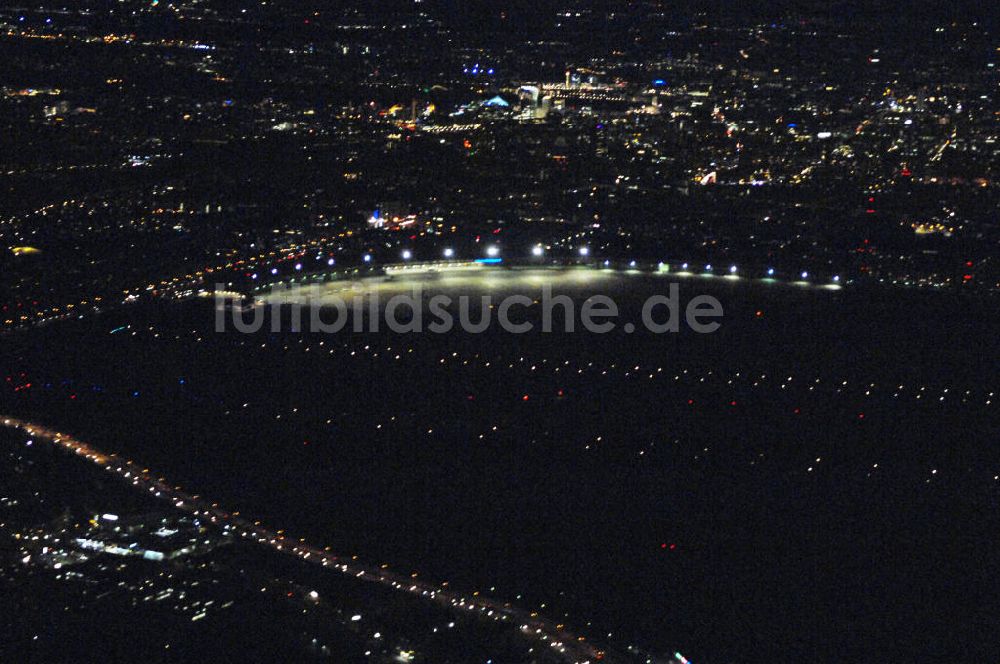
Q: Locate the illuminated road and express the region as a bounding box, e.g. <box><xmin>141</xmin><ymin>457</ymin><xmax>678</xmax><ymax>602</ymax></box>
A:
<box><xmin>1</xmin><ymin>416</ymin><xmax>613</xmax><ymax>664</ymax></box>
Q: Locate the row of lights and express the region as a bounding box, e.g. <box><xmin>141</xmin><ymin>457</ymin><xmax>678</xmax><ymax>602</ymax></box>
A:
<box><xmin>262</xmin><ymin>249</ymin><xmax>840</xmax><ymax>285</ymax></box>
<box><xmin>393</xmin><ymin>245</ymin><xmax>561</xmax><ymax>261</ymax></box>
<box><xmin>675</xmin><ymin>263</ymin><xmax>839</xmax><ymax>283</ymax></box>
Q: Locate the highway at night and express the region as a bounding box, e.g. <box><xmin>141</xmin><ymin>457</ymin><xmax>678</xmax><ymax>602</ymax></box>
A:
<box><xmin>1</xmin><ymin>416</ymin><xmax>615</xmax><ymax>664</ymax></box>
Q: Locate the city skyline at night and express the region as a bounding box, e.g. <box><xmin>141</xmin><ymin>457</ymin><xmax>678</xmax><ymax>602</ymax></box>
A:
<box><xmin>1</xmin><ymin>2</ymin><xmax>998</xmax><ymax>662</ymax></box>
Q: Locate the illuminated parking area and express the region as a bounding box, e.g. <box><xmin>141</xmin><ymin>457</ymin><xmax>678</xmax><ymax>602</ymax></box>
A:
<box><xmin>257</xmin><ymin>261</ymin><xmax>844</xmax><ymax>307</ymax></box>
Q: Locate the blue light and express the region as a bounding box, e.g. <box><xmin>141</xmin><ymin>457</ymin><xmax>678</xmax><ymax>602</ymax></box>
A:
<box><xmin>767</xmin><ymin>268</ymin><xmax>775</xmax><ymax>276</ymax></box>
<box><xmin>654</xmin><ymin>79</ymin><xmax>666</xmax><ymax>86</ymax></box>
<box><xmin>475</xmin><ymin>258</ymin><xmax>503</xmax><ymax>264</ymax></box>
<box><xmin>270</xmin><ymin>267</ymin><xmax>278</xmax><ymax>275</ymax></box>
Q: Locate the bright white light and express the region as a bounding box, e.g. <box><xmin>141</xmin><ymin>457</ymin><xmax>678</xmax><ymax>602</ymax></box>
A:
<box><xmin>401</xmin><ymin>250</ymin><xmax>412</xmax><ymax>260</ymax></box>
<box><xmin>705</xmin><ymin>264</ymin><xmax>713</xmax><ymax>271</ymax></box>
<box><xmin>294</xmin><ymin>263</ymin><xmax>302</xmax><ymax>271</ymax></box>
<box><xmin>270</xmin><ymin>267</ymin><xmax>278</xmax><ymax>275</ymax></box>
<box><xmin>531</xmin><ymin>245</ymin><xmax>544</xmax><ymax>257</ymax></box>
<box><xmin>629</xmin><ymin>260</ymin><xmax>637</xmax><ymax>267</ymax></box>
<box><xmin>681</xmin><ymin>263</ymin><xmax>689</xmax><ymax>270</ymax></box>
<box><xmin>351</xmin><ymin>614</ymin><xmax>362</xmax><ymax>622</ymax></box>
<box><xmin>767</xmin><ymin>268</ymin><xmax>775</xmax><ymax>276</ymax></box>
<box><xmin>486</xmin><ymin>245</ymin><xmax>500</xmax><ymax>257</ymax></box>
<box><xmin>578</xmin><ymin>246</ymin><xmax>590</xmax><ymax>256</ymax></box>
<box><xmin>729</xmin><ymin>265</ymin><xmax>738</xmax><ymax>274</ymax></box>
<box><xmin>362</xmin><ymin>254</ymin><xmax>372</xmax><ymax>263</ymax></box>
<box><xmin>833</xmin><ymin>275</ymin><xmax>840</xmax><ymax>282</ymax></box>
<box><xmin>443</xmin><ymin>248</ymin><xmax>455</xmax><ymax>258</ymax></box>
<box><xmin>327</xmin><ymin>258</ymin><xmax>335</xmax><ymax>266</ymax></box>
<box><xmin>801</xmin><ymin>271</ymin><xmax>809</xmax><ymax>279</ymax></box>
